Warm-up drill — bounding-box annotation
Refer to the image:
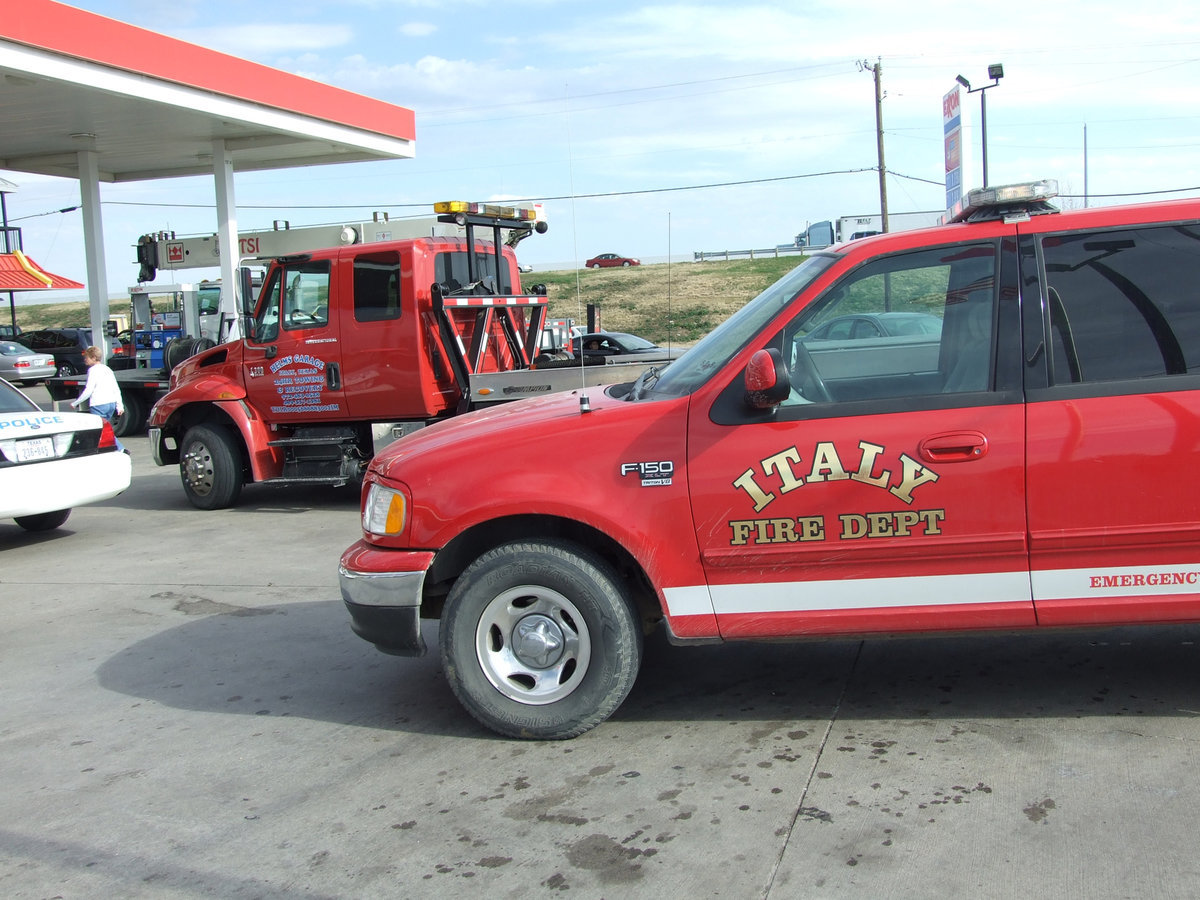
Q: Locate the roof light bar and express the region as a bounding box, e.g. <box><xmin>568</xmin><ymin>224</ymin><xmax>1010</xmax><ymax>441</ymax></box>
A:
<box><xmin>966</xmin><ymin>179</ymin><xmax>1057</xmax><ymax>208</ymax></box>
<box><xmin>434</xmin><ymin>201</ymin><xmax>537</xmax><ymax>222</ymax></box>
<box><xmin>947</xmin><ymin>179</ymin><xmax>1060</xmax><ymax>224</ymax></box>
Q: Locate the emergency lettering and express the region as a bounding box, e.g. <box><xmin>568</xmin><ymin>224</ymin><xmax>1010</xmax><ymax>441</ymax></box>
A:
<box><xmin>1089</xmin><ymin>571</ymin><xmax>1200</xmax><ymax>589</ymax></box>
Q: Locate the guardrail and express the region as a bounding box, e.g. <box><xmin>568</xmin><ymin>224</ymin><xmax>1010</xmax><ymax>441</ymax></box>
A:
<box><xmin>693</xmin><ymin>245</ymin><xmax>814</xmax><ymax>262</ymax></box>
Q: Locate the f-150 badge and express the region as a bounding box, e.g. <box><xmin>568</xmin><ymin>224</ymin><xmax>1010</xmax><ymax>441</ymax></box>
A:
<box><xmin>621</xmin><ymin>460</ymin><xmax>674</xmax><ymax>486</ymax></box>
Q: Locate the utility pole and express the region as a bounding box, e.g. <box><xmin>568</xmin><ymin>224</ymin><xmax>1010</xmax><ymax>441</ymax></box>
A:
<box><xmin>872</xmin><ymin>59</ymin><xmax>889</xmax><ymax>232</ymax></box>
<box><xmin>1084</xmin><ymin>123</ymin><xmax>1094</xmax><ymax>210</ymax></box>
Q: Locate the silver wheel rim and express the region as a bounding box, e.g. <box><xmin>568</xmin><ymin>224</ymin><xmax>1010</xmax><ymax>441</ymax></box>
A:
<box><xmin>475</xmin><ymin>585</ymin><xmax>591</xmax><ymax>705</ymax></box>
<box><xmin>182</xmin><ymin>440</ymin><xmax>215</xmax><ymax>496</ymax></box>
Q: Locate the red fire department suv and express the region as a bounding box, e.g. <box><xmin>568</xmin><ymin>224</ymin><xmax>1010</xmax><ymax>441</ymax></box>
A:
<box><xmin>340</xmin><ymin>181</ymin><xmax>1200</xmax><ymax>739</ymax></box>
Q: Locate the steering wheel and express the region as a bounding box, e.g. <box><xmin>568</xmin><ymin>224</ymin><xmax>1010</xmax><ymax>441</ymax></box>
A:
<box><xmin>791</xmin><ymin>340</ymin><xmax>833</xmax><ymax>403</ymax></box>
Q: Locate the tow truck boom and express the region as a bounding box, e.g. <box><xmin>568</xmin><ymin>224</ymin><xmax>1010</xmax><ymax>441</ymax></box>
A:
<box><xmin>135</xmin><ymin>215</ymin><xmax>454</xmax><ymax>283</ymax></box>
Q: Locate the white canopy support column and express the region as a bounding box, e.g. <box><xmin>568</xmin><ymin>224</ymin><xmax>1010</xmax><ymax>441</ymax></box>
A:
<box><xmin>77</xmin><ymin>148</ymin><xmax>110</xmax><ymax>358</ymax></box>
<box><xmin>212</xmin><ymin>139</ymin><xmax>241</xmax><ymax>340</ymax></box>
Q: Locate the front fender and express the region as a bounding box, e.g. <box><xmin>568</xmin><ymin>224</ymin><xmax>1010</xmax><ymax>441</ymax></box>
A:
<box><xmin>149</xmin><ymin>372</ymin><xmax>247</xmax><ymax>428</ymax></box>
<box><xmin>213</xmin><ymin>399</ymin><xmax>283</xmax><ymax>482</ymax></box>
<box><xmin>150</xmin><ymin>377</ymin><xmax>282</xmax><ymax>483</ymax></box>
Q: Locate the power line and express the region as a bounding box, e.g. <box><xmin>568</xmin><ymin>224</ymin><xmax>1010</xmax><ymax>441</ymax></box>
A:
<box><xmin>99</xmin><ymin>167</ymin><xmax>892</xmax><ymax>214</ymax></box>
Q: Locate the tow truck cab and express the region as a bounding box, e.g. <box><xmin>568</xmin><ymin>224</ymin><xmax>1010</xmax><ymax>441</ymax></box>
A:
<box><xmin>149</xmin><ymin>202</ymin><xmax>547</xmax><ymax>508</ymax></box>
<box><xmin>341</xmin><ymin>181</ymin><xmax>1200</xmax><ymax>740</ymax></box>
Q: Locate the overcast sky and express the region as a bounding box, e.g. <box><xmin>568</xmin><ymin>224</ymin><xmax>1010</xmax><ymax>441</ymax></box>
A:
<box><xmin>6</xmin><ymin>0</ymin><xmax>1200</xmax><ymax>297</ymax></box>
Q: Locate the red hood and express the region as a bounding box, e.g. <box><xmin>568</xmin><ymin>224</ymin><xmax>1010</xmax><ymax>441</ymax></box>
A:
<box><xmin>372</xmin><ymin>386</ymin><xmax>633</xmax><ymax>480</ymax></box>
<box><xmin>369</xmin><ymin>383</ymin><xmax>693</xmax><ymax>554</ymax></box>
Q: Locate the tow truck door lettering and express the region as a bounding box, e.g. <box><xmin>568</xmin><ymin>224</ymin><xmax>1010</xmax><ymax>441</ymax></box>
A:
<box><xmin>243</xmin><ymin>262</ymin><xmax>346</xmax><ymax>422</ymax></box>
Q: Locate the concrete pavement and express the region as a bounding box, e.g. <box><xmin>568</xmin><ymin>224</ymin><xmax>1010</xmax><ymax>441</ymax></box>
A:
<box><xmin>3</xmin><ymin>389</ymin><xmax>1200</xmax><ymax>897</ymax></box>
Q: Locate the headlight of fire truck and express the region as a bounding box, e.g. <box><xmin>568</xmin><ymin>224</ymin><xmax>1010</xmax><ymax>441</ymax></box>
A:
<box><xmin>362</xmin><ymin>482</ymin><xmax>408</xmax><ymax>536</ymax></box>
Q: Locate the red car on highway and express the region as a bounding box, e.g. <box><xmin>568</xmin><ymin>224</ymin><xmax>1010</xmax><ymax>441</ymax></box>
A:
<box><xmin>584</xmin><ymin>253</ymin><xmax>640</xmax><ymax>269</ymax></box>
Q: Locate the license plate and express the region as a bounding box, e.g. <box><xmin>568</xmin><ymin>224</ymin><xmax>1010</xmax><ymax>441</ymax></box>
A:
<box><xmin>15</xmin><ymin>437</ymin><xmax>54</xmax><ymax>463</ymax></box>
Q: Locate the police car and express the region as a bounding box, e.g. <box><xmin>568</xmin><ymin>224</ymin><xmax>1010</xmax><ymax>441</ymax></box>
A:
<box><xmin>0</xmin><ymin>378</ymin><xmax>131</xmax><ymax>531</ymax></box>
<box><xmin>341</xmin><ymin>180</ymin><xmax>1200</xmax><ymax>738</ymax></box>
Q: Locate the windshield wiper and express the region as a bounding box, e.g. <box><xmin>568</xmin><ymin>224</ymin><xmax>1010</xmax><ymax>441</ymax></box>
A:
<box><xmin>629</xmin><ymin>365</ymin><xmax>663</xmax><ymax>401</ymax></box>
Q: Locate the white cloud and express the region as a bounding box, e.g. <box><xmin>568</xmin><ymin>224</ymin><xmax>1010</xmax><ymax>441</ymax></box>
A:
<box><xmin>399</xmin><ymin>22</ymin><xmax>437</xmax><ymax>38</ymax></box>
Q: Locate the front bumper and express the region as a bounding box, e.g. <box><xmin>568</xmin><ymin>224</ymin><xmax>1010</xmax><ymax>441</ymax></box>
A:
<box><xmin>339</xmin><ymin>541</ymin><xmax>436</xmax><ymax>657</ymax></box>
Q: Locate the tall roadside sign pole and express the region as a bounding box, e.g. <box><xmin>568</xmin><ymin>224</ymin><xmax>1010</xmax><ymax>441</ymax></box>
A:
<box><xmin>873</xmin><ymin>60</ymin><xmax>889</xmax><ymax>232</ymax></box>
<box><xmin>943</xmin><ymin>83</ymin><xmax>975</xmax><ymax>217</ymax></box>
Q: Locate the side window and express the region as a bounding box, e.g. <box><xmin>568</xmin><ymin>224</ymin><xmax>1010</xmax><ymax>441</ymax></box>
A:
<box><xmin>197</xmin><ymin>288</ymin><xmax>221</xmax><ymax>316</ymax></box>
<box><xmin>282</xmin><ymin>263</ymin><xmax>331</xmax><ymax>332</ymax></box>
<box><xmin>767</xmin><ymin>243</ymin><xmax>997</xmax><ymax>406</ymax></box>
<box><xmin>252</xmin><ymin>272</ymin><xmax>281</xmax><ymax>344</ymax></box>
<box><xmin>354</xmin><ymin>251</ymin><xmax>402</xmax><ymax>322</ymax></box>
<box><xmin>1042</xmin><ymin>225</ymin><xmax>1200</xmax><ymax>384</ymax></box>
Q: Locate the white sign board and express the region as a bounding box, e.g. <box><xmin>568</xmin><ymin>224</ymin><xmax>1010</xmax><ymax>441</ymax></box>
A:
<box><xmin>943</xmin><ymin>85</ymin><xmax>974</xmax><ymax>213</ymax></box>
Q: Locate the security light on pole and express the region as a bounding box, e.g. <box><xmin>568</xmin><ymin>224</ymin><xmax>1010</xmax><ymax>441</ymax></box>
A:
<box><xmin>955</xmin><ymin>64</ymin><xmax>1004</xmax><ymax>187</ymax></box>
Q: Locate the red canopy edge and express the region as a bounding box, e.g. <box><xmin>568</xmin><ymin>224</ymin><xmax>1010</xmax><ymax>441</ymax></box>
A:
<box><xmin>0</xmin><ymin>252</ymin><xmax>84</xmax><ymax>290</ymax></box>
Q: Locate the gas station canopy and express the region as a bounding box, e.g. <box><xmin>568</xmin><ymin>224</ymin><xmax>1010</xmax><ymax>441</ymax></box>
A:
<box><xmin>0</xmin><ymin>0</ymin><xmax>416</xmax><ymax>181</ymax></box>
<box><xmin>0</xmin><ymin>0</ymin><xmax>417</xmax><ymax>344</ymax></box>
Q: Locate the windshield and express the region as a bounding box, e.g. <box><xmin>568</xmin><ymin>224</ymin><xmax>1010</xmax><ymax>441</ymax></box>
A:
<box><xmin>614</xmin><ymin>333</ymin><xmax>656</xmax><ymax>350</ymax></box>
<box><xmin>650</xmin><ymin>254</ymin><xmax>838</xmax><ymax>395</ymax></box>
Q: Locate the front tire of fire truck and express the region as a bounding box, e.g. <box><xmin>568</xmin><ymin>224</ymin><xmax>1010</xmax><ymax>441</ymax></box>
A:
<box><xmin>179</xmin><ymin>424</ymin><xmax>243</xmax><ymax>510</ymax></box>
<box><xmin>440</xmin><ymin>540</ymin><xmax>642</xmax><ymax>740</ymax></box>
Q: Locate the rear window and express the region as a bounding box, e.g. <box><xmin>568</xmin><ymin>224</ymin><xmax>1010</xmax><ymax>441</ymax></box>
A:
<box><xmin>0</xmin><ymin>379</ymin><xmax>39</xmax><ymax>413</ymax></box>
<box><xmin>1043</xmin><ymin>224</ymin><xmax>1200</xmax><ymax>384</ymax></box>
<box><xmin>354</xmin><ymin>251</ymin><xmax>402</xmax><ymax>322</ymax></box>
<box><xmin>435</xmin><ymin>247</ymin><xmax>513</xmax><ymax>294</ymax></box>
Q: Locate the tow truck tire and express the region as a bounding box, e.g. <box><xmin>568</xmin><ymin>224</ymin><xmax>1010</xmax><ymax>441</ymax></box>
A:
<box><xmin>179</xmin><ymin>424</ymin><xmax>243</xmax><ymax>510</ymax></box>
<box><xmin>14</xmin><ymin>508</ymin><xmax>71</xmax><ymax>531</ymax></box>
<box><xmin>113</xmin><ymin>393</ymin><xmax>146</xmax><ymax>437</ymax></box>
<box><xmin>440</xmin><ymin>540</ymin><xmax>642</xmax><ymax>740</ymax></box>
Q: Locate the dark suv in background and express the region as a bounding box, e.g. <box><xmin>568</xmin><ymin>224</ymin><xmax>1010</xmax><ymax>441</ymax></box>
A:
<box><xmin>16</xmin><ymin>328</ymin><xmax>93</xmax><ymax>376</ymax></box>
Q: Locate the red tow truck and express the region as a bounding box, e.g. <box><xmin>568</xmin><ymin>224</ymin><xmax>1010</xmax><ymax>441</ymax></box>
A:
<box><xmin>148</xmin><ymin>202</ymin><xmax>665</xmax><ymax>508</ymax></box>
<box><xmin>340</xmin><ymin>181</ymin><xmax>1200</xmax><ymax>739</ymax></box>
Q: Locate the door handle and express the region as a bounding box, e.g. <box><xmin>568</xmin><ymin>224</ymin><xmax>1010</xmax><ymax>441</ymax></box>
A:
<box><xmin>918</xmin><ymin>431</ymin><xmax>987</xmax><ymax>463</ymax></box>
<box><xmin>326</xmin><ymin>361</ymin><xmax>341</xmax><ymax>390</ymax></box>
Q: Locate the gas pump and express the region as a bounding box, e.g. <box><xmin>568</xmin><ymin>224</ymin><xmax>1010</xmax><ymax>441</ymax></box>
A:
<box><xmin>129</xmin><ymin>284</ymin><xmax>190</xmax><ymax>369</ymax></box>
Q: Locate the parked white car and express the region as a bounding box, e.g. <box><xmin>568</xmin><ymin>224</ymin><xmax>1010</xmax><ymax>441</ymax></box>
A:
<box><xmin>0</xmin><ymin>378</ymin><xmax>131</xmax><ymax>531</ymax></box>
